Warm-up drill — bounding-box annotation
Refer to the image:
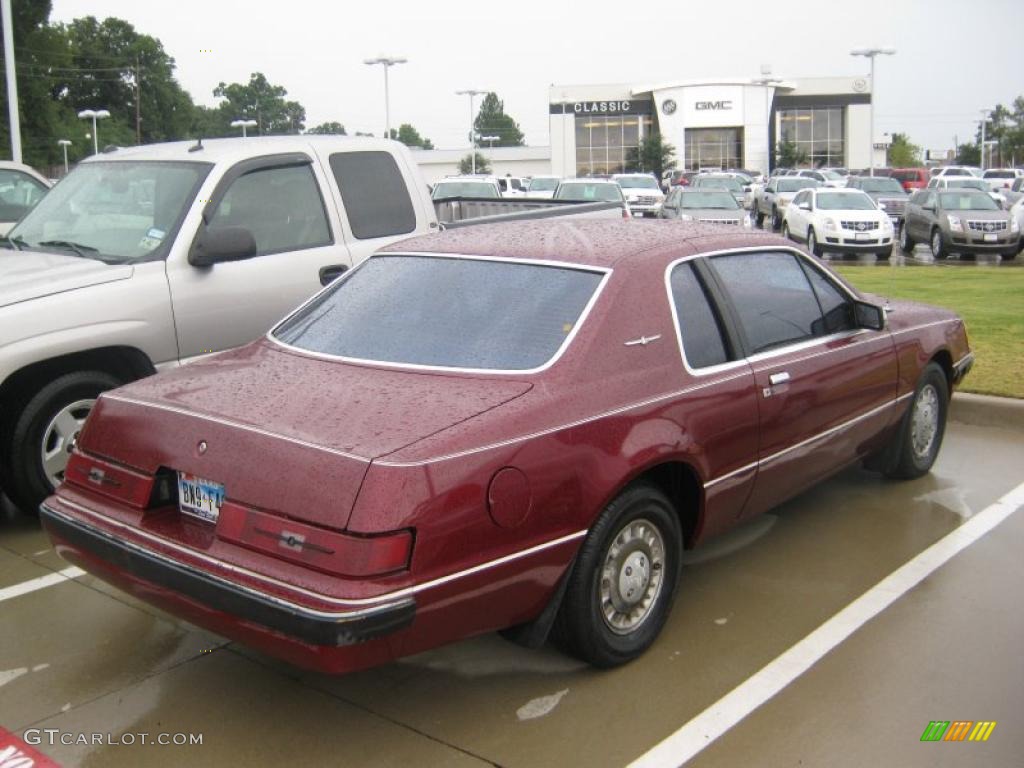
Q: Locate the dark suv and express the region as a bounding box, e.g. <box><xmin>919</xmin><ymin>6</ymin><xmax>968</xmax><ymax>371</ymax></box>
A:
<box><xmin>901</xmin><ymin>188</ymin><xmax>1020</xmax><ymax>259</ymax></box>
<box><xmin>846</xmin><ymin>176</ymin><xmax>910</xmax><ymax>226</ymax></box>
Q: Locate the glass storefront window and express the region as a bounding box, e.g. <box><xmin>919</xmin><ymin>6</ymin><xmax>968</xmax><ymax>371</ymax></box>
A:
<box><xmin>778</xmin><ymin>107</ymin><xmax>845</xmax><ymax>167</ymax></box>
<box><xmin>683</xmin><ymin>128</ymin><xmax>743</xmax><ymax>171</ymax></box>
<box><xmin>575</xmin><ymin>114</ymin><xmax>652</xmax><ymax>176</ymax></box>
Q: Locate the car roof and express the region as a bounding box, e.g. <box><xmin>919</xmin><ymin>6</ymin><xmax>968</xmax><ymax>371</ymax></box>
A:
<box><xmin>559</xmin><ymin>178</ymin><xmax>619</xmax><ymax>184</ymax></box>
<box><xmin>380</xmin><ymin>219</ymin><xmax>783</xmax><ymax>270</ymax></box>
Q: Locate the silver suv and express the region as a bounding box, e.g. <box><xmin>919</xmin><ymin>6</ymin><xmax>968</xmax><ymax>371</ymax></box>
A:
<box><xmin>900</xmin><ymin>188</ymin><xmax>1020</xmax><ymax>259</ymax></box>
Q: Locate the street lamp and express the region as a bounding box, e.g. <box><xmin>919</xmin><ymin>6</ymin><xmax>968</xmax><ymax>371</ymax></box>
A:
<box><xmin>456</xmin><ymin>89</ymin><xmax>487</xmax><ymax>173</ymax></box>
<box><xmin>364</xmin><ymin>56</ymin><xmax>407</xmax><ymax>139</ymax></box>
<box><xmin>230</xmin><ymin>118</ymin><xmax>258</xmax><ymax>138</ymax></box>
<box><xmin>77</xmin><ymin>109</ymin><xmax>110</xmax><ymax>155</ymax></box>
<box><xmin>850</xmin><ymin>47</ymin><xmax>895</xmax><ymax>176</ymax></box>
<box><xmin>752</xmin><ymin>74</ymin><xmax>782</xmax><ymax>173</ymax></box>
<box><xmin>57</xmin><ymin>139</ymin><xmax>72</xmax><ymax>174</ymax></box>
<box><xmin>480</xmin><ymin>135</ymin><xmax>499</xmax><ymax>149</ymax></box>
<box><xmin>978</xmin><ymin>110</ymin><xmax>990</xmax><ymax>169</ymax></box>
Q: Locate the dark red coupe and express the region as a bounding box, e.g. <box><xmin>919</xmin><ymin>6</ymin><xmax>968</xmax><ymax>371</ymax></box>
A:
<box><xmin>41</xmin><ymin>220</ymin><xmax>972</xmax><ymax>674</ymax></box>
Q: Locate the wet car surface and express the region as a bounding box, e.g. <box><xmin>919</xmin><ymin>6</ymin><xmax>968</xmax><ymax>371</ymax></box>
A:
<box><xmin>3</xmin><ymin>406</ymin><xmax>1022</xmax><ymax>767</ymax></box>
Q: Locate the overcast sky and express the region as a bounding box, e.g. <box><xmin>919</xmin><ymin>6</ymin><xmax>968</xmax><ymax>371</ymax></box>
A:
<box><xmin>49</xmin><ymin>0</ymin><xmax>1024</xmax><ymax>153</ymax></box>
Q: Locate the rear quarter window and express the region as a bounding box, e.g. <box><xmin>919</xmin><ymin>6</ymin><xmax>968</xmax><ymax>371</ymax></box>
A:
<box><xmin>329</xmin><ymin>151</ymin><xmax>417</xmax><ymax>240</ymax></box>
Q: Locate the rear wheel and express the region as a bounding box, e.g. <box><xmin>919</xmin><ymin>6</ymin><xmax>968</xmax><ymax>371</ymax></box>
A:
<box><xmin>553</xmin><ymin>483</ymin><xmax>682</xmax><ymax>668</ymax></box>
<box><xmin>1</xmin><ymin>371</ymin><xmax>121</xmax><ymax>513</ymax></box>
<box><xmin>885</xmin><ymin>362</ymin><xmax>949</xmax><ymax>480</ymax></box>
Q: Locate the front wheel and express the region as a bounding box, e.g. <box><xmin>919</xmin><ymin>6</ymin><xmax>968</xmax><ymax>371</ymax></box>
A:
<box><xmin>781</xmin><ymin>221</ymin><xmax>792</xmax><ymax>241</ymax></box>
<box><xmin>899</xmin><ymin>224</ymin><xmax>914</xmax><ymax>253</ymax></box>
<box><xmin>884</xmin><ymin>362</ymin><xmax>949</xmax><ymax>480</ymax></box>
<box><xmin>755</xmin><ymin>210</ymin><xmax>765</xmax><ymax>227</ymax></box>
<box><xmin>807</xmin><ymin>228</ymin><xmax>823</xmax><ymax>257</ymax></box>
<box><xmin>930</xmin><ymin>228</ymin><xmax>948</xmax><ymax>259</ymax></box>
<box><xmin>2</xmin><ymin>371</ymin><xmax>121</xmax><ymax>513</ymax></box>
<box><xmin>771</xmin><ymin>207</ymin><xmax>781</xmax><ymax>230</ymax></box>
<box><xmin>553</xmin><ymin>483</ymin><xmax>682</xmax><ymax>668</ymax></box>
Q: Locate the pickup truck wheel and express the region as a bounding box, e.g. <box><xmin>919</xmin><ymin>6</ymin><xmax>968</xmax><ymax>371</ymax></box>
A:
<box><xmin>930</xmin><ymin>228</ymin><xmax>948</xmax><ymax>259</ymax></box>
<box><xmin>885</xmin><ymin>362</ymin><xmax>949</xmax><ymax>480</ymax></box>
<box><xmin>553</xmin><ymin>482</ymin><xmax>681</xmax><ymax>668</ymax></box>
<box><xmin>899</xmin><ymin>225</ymin><xmax>914</xmax><ymax>252</ymax></box>
<box><xmin>3</xmin><ymin>371</ymin><xmax>121</xmax><ymax>514</ymax></box>
<box><xmin>755</xmin><ymin>210</ymin><xmax>765</xmax><ymax>228</ymax></box>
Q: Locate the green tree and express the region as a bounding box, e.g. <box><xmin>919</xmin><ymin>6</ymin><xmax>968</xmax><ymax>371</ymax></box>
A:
<box><xmin>457</xmin><ymin>152</ymin><xmax>491</xmax><ymax>174</ymax></box>
<box><xmin>473</xmin><ymin>92</ymin><xmax>524</xmax><ymax>147</ymax></box>
<box><xmin>775</xmin><ymin>140</ymin><xmax>807</xmax><ymax>168</ymax></box>
<box><xmin>625</xmin><ymin>133</ymin><xmax>676</xmax><ymax>179</ymax></box>
<box><xmin>307</xmin><ymin>121</ymin><xmax>347</xmax><ymax>135</ymax></box>
<box><xmin>955</xmin><ymin>142</ymin><xmax>980</xmax><ymax>166</ymax></box>
<box><xmin>211</xmin><ymin>72</ymin><xmax>305</xmax><ymax>135</ymax></box>
<box><xmin>887</xmin><ymin>132</ymin><xmax>922</xmax><ymax>167</ymax></box>
<box><xmin>389</xmin><ymin>123</ymin><xmax>433</xmax><ymax>149</ymax></box>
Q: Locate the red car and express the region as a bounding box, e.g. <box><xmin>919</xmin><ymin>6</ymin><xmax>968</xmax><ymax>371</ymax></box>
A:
<box><xmin>891</xmin><ymin>168</ymin><xmax>930</xmax><ymax>192</ymax></box>
<box><xmin>41</xmin><ymin>221</ymin><xmax>973</xmax><ymax>674</ymax></box>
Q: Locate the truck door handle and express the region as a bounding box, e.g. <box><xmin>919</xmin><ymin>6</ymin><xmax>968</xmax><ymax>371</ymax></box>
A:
<box><xmin>319</xmin><ymin>264</ymin><xmax>348</xmax><ymax>286</ymax></box>
<box><xmin>769</xmin><ymin>371</ymin><xmax>791</xmax><ymax>386</ymax></box>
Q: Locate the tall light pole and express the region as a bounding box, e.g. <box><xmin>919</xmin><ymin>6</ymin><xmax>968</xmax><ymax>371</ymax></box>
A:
<box><xmin>752</xmin><ymin>74</ymin><xmax>782</xmax><ymax>173</ymax></box>
<box><xmin>364</xmin><ymin>56</ymin><xmax>407</xmax><ymax>139</ymax></box>
<box><xmin>230</xmin><ymin>118</ymin><xmax>258</xmax><ymax>138</ymax></box>
<box><xmin>456</xmin><ymin>89</ymin><xmax>486</xmax><ymax>173</ymax></box>
<box><xmin>979</xmin><ymin>110</ymin><xmax>989</xmax><ymax>169</ymax></box>
<box><xmin>480</xmin><ymin>135</ymin><xmax>499</xmax><ymax>149</ymax></box>
<box><xmin>2</xmin><ymin>0</ymin><xmax>22</xmax><ymax>162</ymax></box>
<box><xmin>850</xmin><ymin>47</ymin><xmax>895</xmax><ymax>176</ymax></box>
<box><xmin>57</xmin><ymin>139</ymin><xmax>72</xmax><ymax>174</ymax></box>
<box><xmin>77</xmin><ymin>109</ymin><xmax>111</xmax><ymax>155</ymax></box>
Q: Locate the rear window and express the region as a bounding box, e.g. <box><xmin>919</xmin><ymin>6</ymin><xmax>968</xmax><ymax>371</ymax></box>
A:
<box><xmin>432</xmin><ymin>181</ymin><xmax>499</xmax><ymax>199</ymax></box>
<box><xmin>529</xmin><ymin>178</ymin><xmax>559</xmax><ymax>192</ymax></box>
<box><xmin>857</xmin><ymin>177</ymin><xmax>905</xmax><ymax>193</ymax></box>
<box><xmin>779</xmin><ymin>179</ymin><xmax>818</xmax><ymax>192</ymax></box>
<box><xmin>329</xmin><ymin>151</ymin><xmax>416</xmax><ymax>239</ymax></box>
<box><xmin>696</xmin><ymin>177</ymin><xmax>742</xmax><ymax>192</ymax></box>
<box><xmin>555</xmin><ymin>182</ymin><xmax>624</xmax><ymax>202</ymax></box>
<box><xmin>273</xmin><ymin>255</ymin><xmax>605</xmax><ymax>371</ymax></box>
<box><xmin>983</xmin><ymin>170</ymin><xmax>1014</xmax><ymax>179</ymax></box>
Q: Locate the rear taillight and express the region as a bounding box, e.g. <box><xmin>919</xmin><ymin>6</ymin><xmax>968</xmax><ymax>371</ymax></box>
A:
<box><xmin>216</xmin><ymin>503</ymin><xmax>412</xmax><ymax>577</ymax></box>
<box><xmin>65</xmin><ymin>452</ymin><xmax>156</xmax><ymax>509</ymax></box>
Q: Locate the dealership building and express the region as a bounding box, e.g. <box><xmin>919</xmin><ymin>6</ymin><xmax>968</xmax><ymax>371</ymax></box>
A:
<box><xmin>548</xmin><ymin>76</ymin><xmax>881</xmax><ymax>177</ymax></box>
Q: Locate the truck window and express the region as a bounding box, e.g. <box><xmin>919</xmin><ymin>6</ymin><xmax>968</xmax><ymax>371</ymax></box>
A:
<box><xmin>209</xmin><ymin>164</ymin><xmax>332</xmax><ymax>256</ymax></box>
<box><xmin>329</xmin><ymin>151</ymin><xmax>417</xmax><ymax>239</ymax></box>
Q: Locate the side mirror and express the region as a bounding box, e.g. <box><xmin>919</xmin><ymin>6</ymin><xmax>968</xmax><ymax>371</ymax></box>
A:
<box><xmin>797</xmin><ymin>202</ymin><xmax>811</xmax><ymax>211</ymax></box>
<box><xmin>190</xmin><ymin>226</ymin><xmax>258</xmax><ymax>267</ymax></box>
<box><xmin>923</xmin><ymin>204</ymin><xmax>935</xmax><ymax>212</ymax></box>
<box><xmin>743</xmin><ymin>185</ymin><xmax>752</xmax><ymax>192</ymax></box>
<box><xmin>854</xmin><ymin>300</ymin><xmax>885</xmax><ymax>331</ymax></box>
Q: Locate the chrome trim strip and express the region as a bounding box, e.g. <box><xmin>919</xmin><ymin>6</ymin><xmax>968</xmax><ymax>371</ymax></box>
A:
<box><xmin>375</xmin><ymin>369</ymin><xmax>754</xmax><ymax>467</ymax></box>
<box><xmin>890</xmin><ymin>319</ymin><xmax>958</xmax><ymax>336</ymax></box>
<box><xmin>747</xmin><ymin>330</ymin><xmax>876</xmax><ymax>368</ymax></box>
<box><xmin>51</xmin><ymin>496</ymin><xmax>586</xmax><ymax>608</ymax></box>
<box><xmin>266</xmin><ymin>251</ymin><xmax>613</xmax><ymax>377</ymax></box>
<box><xmin>703</xmin><ymin>460</ymin><xmax>758</xmax><ymax>490</ymax></box>
<box><xmin>100</xmin><ymin>394</ymin><xmax>372</xmax><ymax>463</ymax></box>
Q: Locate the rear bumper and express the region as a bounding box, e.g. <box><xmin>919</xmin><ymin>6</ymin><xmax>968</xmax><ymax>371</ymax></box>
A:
<box><xmin>39</xmin><ymin>502</ymin><xmax>415</xmax><ymax>648</ymax></box>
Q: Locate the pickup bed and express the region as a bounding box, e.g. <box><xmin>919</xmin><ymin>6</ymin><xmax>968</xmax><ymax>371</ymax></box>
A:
<box><xmin>0</xmin><ymin>136</ymin><xmax>623</xmax><ymax>513</ymax></box>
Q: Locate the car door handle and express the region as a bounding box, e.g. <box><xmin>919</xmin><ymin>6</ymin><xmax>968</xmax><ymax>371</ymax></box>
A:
<box><xmin>319</xmin><ymin>264</ymin><xmax>348</xmax><ymax>286</ymax></box>
<box><xmin>769</xmin><ymin>371</ymin><xmax>791</xmax><ymax>386</ymax></box>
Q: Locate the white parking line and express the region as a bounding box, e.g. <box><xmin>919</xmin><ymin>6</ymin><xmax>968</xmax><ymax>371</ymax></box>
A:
<box><xmin>0</xmin><ymin>567</ymin><xmax>85</xmax><ymax>603</ymax></box>
<box><xmin>630</xmin><ymin>480</ymin><xmax>1024</xmax><ymax>768</ymax></box>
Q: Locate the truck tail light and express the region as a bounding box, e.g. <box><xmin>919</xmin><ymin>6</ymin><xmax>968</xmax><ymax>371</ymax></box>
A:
<box><xmin>216</xmin><ymin>503</ymin><xmax>412</xmax><ymax>578</ymax></box>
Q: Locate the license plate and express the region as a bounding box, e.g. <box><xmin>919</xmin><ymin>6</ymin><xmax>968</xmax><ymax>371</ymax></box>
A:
<box><xmin>984</xmin><ymin>233</ymin><xmax>997</xmax><ymax>242</ymax></box>
<box><xmin>177</xmin><ymin>472</ymin><xmax>225</xmax><ymax>523</ymax></box>
<box><xmin>890</xmin><ymin>216</ymin><xmax>899</xmax><ymax>223</ymax></box>
<box><xmin>855</xmin><ymin>232</ymin><xmax>871</xmax><ymax>241</ymax></box>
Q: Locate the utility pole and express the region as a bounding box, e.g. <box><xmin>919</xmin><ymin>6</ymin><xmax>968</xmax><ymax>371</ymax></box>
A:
<box><xmin>135</xmin><ymin>54</ymin><xmax>142</xmax><ymax>144</ymax></box>
<box><xmin>979</xmin><ymin>110</ymin><xmax>988</xmax><ymax>169</ymax></box>
<box><xmin>2</xmin><ymin>0</ymin><xmax>23</xmax><ymax>162</ymax></box>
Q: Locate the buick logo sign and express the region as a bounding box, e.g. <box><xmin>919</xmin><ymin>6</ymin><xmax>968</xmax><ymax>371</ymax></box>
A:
<box><xmin>661</xmin><ymin>99</ymin><xmax>677</xmax><ymax>115</ymax></box>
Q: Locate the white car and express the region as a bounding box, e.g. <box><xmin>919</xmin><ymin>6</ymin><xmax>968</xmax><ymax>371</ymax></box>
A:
<box><xmin>0</xmin><ymin>161</ymin><xmax>51</xmax><ymax>235</ymax></box>
<box><xmin>927</xmin><ymin>176</ymin><xmax>1004</xmax><ymax>204</ymax></box>
<box><xmin>496</xmin><ymin>175</ymin><xmax>529</xmax><ymax>197</ymax></box>
<box><xmin>981</xmin><ymin>168</ymin><xmax>1024</xmax><ymax>193</ymax></box>
<box><xmin>797</xmin><ymin>169</ymin><xmax>847</xmax><ymax>188</ymax></box>
<box><xmin>553</xmin><ymin>178</ymin><xmax>626</xmax><ymax>204</ymax></box>
<box><xmin>431</xmin><ymin>176</ymin><xmax>502</xmax><ymax>200</ymax></box>
<box><xmin>781</xmin><ymin>188</ymin><xmax>894</xmax><ymax>258</ymax></box>
<box><xmin>612</xmin><ymin>173</ymin><xmax>665</xmax><ymax>217</ymax></box>
<box><xmin>1009</xmin><ymin>197</ymin><xmax>1024</xmax><ymax>254</ymax></box>
<box><xmin>525</xmin><ymin>175</ymin><xmax>561</xmax><ymax>199</ymax></box>
<box><xmin>930</xmin><ymin>166</ymin><xmax>982</xmax><ymax>179</ymax></box>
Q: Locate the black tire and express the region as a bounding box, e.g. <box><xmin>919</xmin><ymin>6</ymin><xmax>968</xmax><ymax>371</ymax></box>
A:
<box><xmin>899</xmin><ymin>224</ymin><xmax>914</xmax><ymax>253</ymax></box>
<box><xmin>771</xmin><ymin>207</ymin><xmax>781</xmax><ymax>230</ymax></box>
<box><xmin>553</xmin><ymin>482</ymin><xmax>682</xmax><ymax>668</ymax></box>
<box><xmin>876</xmin><ymin>250</ymin><xmax>891</xmax><ymax>260</ymax></box>
<box><xmin>2</xmin><ymin>370</ymin><xmax>121</xmax><ymax>513</ymax></box>
<box><xmin>807</xmin><ymin>228</ymin><xmax>823</xmax><ymax>257</ymax></box>
<box><xmin>1003</xmin><ymin>249</ymin><xmax>1018</xmax><ymax>260</ymax></box>
<box><xmin>930</xmin><ymin>228</ymin><xmax>948</xmax><ymax>259</ymax></box>
<box><xmin>884</xmin><ymin>362</ymin><xmax>949</xmax><ymax>480</ymax></box>
<box><xmin>781</xmin><ymin>221</ymin><xmax>792</xmax><ymax>241</ymax></box>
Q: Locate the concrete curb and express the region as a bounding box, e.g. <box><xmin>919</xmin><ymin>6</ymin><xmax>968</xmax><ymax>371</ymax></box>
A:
<box><xmin>950</xmin><ymin>392</ymin><xmax>1024</xmax><ymax>431</ymax></box>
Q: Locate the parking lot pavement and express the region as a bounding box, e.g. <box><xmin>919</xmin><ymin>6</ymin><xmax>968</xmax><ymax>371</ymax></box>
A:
<box><xmin>2</xmin><ymin>416</ymin><xmax>1022</xmax><ymax>767</ymax></box>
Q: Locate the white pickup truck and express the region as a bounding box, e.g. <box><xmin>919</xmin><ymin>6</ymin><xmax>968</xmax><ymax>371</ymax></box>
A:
<box><xmin>0</xmin><ymin>136</ymin><xmax>626</xmax><ymax>513</ymax></box>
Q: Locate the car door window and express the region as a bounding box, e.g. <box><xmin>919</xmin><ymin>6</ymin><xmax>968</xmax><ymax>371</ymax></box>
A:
<box><xmin>709</xmin><ymin>251</ymin><xmax>828</xmax><ymax>354</ymax></box>
<box><xmin>668</xmin><ymin>262</ymin><xmax>731</xmax><ymax>369</ymax></box>
<box><xmin>329</xmin><ymin>151</ymin><xmax>417</xmax><ymax>239</ymax></box>
<box><xmin>208</xmin><ymin>164</ymin><xmax>331</xmax><ymax>256</ymax></box>
<box><xmin>800</xmin><ymin>261</ymin><xmax>855</xmax><ymax>334</ymax></box>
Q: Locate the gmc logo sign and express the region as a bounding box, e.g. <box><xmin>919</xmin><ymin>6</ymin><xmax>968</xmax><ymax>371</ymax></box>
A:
<box><xmin>695</xmin><ymin>100</ymin><xmax>733</xmax><ymax>111</ymax></box>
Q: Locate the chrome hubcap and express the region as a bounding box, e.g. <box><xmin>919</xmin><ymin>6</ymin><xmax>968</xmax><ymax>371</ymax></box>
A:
<box><xmin>910</xmin><ymin>384</ymin><xmax>940</xmax><ymax>459</ymax></box>
<box><xmin>600</xmin><ymin>518</ymin><xmax>666</xmax><ymax>634</ymax></box>
<box><xmin>41</xmin><ymin>398</ymin><xmax>95</xmax><ymax>487</ymax></box>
